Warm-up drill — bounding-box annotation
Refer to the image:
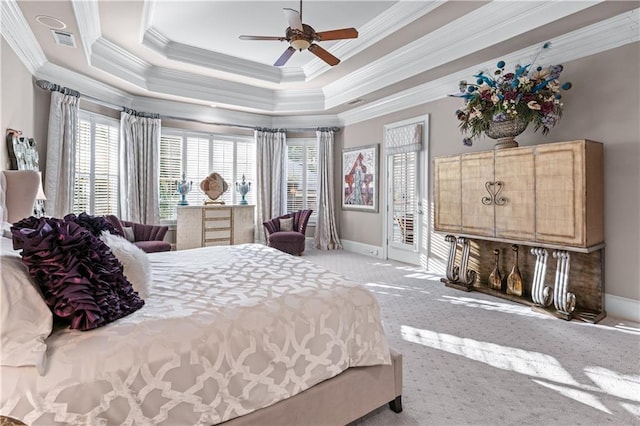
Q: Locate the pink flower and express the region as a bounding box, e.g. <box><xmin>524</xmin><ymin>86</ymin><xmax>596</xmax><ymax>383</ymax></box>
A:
<box><xmin>527</xmin><ymin>100</ymin><xmax>541</xmax><ymax>110</ymax></box>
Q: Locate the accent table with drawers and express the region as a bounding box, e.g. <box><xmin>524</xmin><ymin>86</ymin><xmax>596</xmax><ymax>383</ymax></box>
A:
<box><xmin>176</xmin><ymin>205</ymin><xmax>255</xmax><ymax>250</ymax></box>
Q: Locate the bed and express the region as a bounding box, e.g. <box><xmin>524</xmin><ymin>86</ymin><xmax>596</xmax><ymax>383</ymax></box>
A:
<box><xmin>0</xmin><ymin>170</ymin><xmax>402</xmax><ymax>425</ymax></box>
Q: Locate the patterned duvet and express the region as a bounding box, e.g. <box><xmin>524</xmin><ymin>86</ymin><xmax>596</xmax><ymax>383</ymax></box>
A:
<box><xmin>0</xmin><ymin>244</ymin><xmax>390</xmax><ymax>425</ymax></box>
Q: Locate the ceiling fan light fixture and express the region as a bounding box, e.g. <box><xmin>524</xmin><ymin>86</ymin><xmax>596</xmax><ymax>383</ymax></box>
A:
<box><xmin>291</xmin><ymin>38</ymin><xmax>311</xmax><ymax>51</ymax></box>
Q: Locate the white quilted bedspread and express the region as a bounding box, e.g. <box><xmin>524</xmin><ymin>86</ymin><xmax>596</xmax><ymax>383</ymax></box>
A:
<box><xmin>1</xmin><ymin>244</ymin><xmax>390</xmax><ymax>425</ymax></box>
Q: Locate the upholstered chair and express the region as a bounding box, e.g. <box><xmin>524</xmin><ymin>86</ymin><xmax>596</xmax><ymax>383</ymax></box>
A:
<box><xmin>1</xmin><ymin>170</ymin><xmax>39</xmax><ymax>223</ymax></box>
<box><xmin>262</xmin><ymin>209</ymin><xmax>312</xmax><ymax>256</ymax></box>
<box><xmin>105</xmin><ymin>215</ymin><xmax>171</xmax><ymax>253</ymax></box>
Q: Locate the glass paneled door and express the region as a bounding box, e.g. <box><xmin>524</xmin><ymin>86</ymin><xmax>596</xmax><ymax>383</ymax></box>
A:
<box><xmin>387</xmin><ymin>150</ymin><xmax>422</xmax><ymax>264</ymax></box>
<box><xmin>384</xmin><ymin>116</ymin><xmax>429</xmax><ymax>266</ymax></box>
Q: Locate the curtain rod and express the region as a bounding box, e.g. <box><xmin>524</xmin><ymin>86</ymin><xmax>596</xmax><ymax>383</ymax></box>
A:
<box><xmin>34</xmin><ymin>79</ymin><xmax>340</xmax><ymax>133</ymax></box>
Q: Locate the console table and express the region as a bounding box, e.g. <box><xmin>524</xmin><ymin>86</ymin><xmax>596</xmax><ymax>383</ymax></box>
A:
<box><xmin>177</xmin><ymin>205</ymin><xmax>255</xmax><ymax>250</ymax></box>
<box><xmin>433</xmin><ymin>140</ymin><xmax>605</xmax><ymax>322</ymax></box>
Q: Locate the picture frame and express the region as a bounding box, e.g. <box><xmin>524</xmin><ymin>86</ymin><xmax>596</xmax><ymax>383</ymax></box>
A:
<box><xmin>342</xmin><ymin>144</ymin><xmax>379</xmax><ymax>212</ymax></box>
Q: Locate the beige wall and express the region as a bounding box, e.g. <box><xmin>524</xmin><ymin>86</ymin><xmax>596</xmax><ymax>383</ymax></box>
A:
<box><xmin>337</xmin><ymin>42</ymin><xmax>640</xmax><ymax>302</ymax></box>
<box><xmin>1</xmin><ymin>37</ymin><xmax>36</xmax><ymax>170</ymax></box>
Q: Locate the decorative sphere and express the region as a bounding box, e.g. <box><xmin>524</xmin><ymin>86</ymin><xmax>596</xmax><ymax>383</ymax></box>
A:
<box><xmin>561</xmin><ymin>82</ymin><xmax>572</xmax><ymax>90</ymax></box>
<box><xmin>497</xmin><ymin>60</ymin><xmax>505</xmax><ymax>68</ymax></box>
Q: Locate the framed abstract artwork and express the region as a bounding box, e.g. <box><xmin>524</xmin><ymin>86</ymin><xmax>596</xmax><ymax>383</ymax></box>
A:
<box><xmin>342</xmin><ymin>144</ymin><xmax>379</xmax><ymax>212</ymax></box>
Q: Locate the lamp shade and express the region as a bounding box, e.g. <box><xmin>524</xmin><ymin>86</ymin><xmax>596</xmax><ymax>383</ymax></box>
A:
<box><xmin>36</xmin><ymin>172</ymin><xmax>47</xmax><ymax>200</ymax></box>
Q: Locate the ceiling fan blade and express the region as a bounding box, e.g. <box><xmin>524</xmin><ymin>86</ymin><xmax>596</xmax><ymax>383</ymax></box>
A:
<box><xmin>283</xmin><ymin>8</ymin><xmax>303</xmax><ymax>31</ymax></box>
<box><xmin>314</xmin><ymin>28</ymin><xmax>358</xmax><ymax>41</ymax></box>
<box><xmin>308</xmin><ymin>43</ymin><xmax>340</xmax><ymax>66</ymax></box>
<box><xmin>274</xmin><ymin>46</ymin><xmax>296</xmax><ymax>67</ymax></box>
<box><xmin>239</xmin><ymin>35</ymin><xmax>286</xmax><ymax>41</ymax></box>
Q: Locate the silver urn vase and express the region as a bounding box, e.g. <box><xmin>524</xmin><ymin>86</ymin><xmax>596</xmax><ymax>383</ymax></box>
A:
<box><xmin>485</xmin><ymin>119</ymin><xmax>528</xmax><ymax>149</ymax></box>
<box><xmin>176</xmin><ymin>174</ymin><xmax>192</xmax><ymax>206</ymax></box>
<box><xmin>235</xmin><ymin>174</ymin><xmax>251</xmax><ymax>205</ymax></box>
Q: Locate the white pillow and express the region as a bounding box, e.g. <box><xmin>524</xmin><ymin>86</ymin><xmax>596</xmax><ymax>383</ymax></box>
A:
<box><xmin>100</xmin><ymin>231</ymin><xmax>151</xmax><ymax>299</ymax></box>
<box><xmin>0</xmin><ymin>237</ymin><xmax>53</xmax><ymax>375</ymax></box>
<box><xmin>279</xmin><ymin>217</ymin><xmax>294</xmax><ymax>232</ymax></box>
<box><xmin>122</xmin><ymin>226</ymin><xmax>135</xmax><ymax>242</ymax></box>
<box><xmin>1</xmin><ymin>221</ymin><xmax>12</xmax><ymax>239</ymax></box>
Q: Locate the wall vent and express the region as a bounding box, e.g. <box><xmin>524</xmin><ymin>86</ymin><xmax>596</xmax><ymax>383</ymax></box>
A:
<box><xmin>51</xmin><ymin>30</ymin><xmax>76</xmax><ymax>48</ymax></box>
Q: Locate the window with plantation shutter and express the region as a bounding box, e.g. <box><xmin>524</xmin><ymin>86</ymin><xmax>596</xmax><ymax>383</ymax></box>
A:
<box><xmin>159</xmin><ymin>129</ymin><xmax>255</xmax><ymax>220</ymax></box>
<box><xmin>159</xmin><ymin>134</ymin><xmax>183</xmax><ymax>220</ymax></box>
<box><xmin>235</xmin><ymin>141</ymin><xmax>256</xmax><ymax>205</ymax></box>
<box><xmin>211</xmin><ymin>139</ymin><xmax>234</xmax><ymax>205</ymax></box>
<box><xmin>286</xmin><ymin>139</ymin><xmax>317</xmax><ymax>222</ymax></box>
<box><xmin>185</xmin><ymin>136</ymin><xmax>210</xmax><ymax>205</ymax></box>
<box><xmin>73</xmin><ymin>112</ymin><xmax>119</xmax><ymax>216</ymax></box>
<box><xmin>390</xmin><ymin>151</ymin><xmax>417</xmax><ymax>245</ymax></box>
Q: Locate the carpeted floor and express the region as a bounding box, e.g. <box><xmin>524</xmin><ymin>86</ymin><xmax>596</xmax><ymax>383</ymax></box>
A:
<box><xmin>302</xmin><ymin>248</ymin><xmax>640</xmax><ymax>426</ymax></box>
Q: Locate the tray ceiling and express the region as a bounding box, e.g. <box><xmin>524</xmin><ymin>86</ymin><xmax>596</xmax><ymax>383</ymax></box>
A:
<box><xmin>3</xmin><ymin>1</ymin><xmax>638</xmax><ymax>126</ymax></box>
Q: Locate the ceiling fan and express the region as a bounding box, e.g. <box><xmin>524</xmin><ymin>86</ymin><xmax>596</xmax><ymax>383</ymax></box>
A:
<box><xmin>239</xmin><ymin>0</ymin><xmax>358</xmax><ymax>67</ymax></box>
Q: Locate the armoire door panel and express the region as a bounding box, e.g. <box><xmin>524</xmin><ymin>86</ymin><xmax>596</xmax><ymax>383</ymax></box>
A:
<box><xmin>535</xmin><ymin>142</ymin><xmax>585</xmax><ymax>246</ymax></box>
<box><xmin>461</xmin><ymin>151</ymin><xmax>495</xmax><ymax>236</ymax></box>
<box><xmin>494</xmin><ymin>147</ymin><xmax>535</xmax><ymax>240</ymax></box>
<box><xmin>434</xmin><ymin>156</ymin><xmax>462</xmax><ymax>232</ymax></box>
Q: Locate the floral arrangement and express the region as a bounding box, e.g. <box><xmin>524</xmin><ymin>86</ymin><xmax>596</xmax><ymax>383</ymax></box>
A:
<box><xmin>452</xmin><ymin>42</ymin><xmax>572</xmax><ymax>146</ymax></box>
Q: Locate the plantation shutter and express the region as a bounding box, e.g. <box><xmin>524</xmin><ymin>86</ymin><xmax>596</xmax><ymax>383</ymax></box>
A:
<box><xmin>92</xmin><ymin>123</ymin><xmax>119</xmax><ymax>215</ymax></box>
<box><xmin>390</xmin><ymin>152</ymin><xmax>417</xmax><ymax>245</ymax></box>
<box><xmin>74</xmin><ymin>119</ymin><xmax>91</xmax><ymax>214</ymax></box>
<box><xmin>306</xmin><ymin>144</ymin><xmax>318</xmax><ymax>219</ymax></box>
<box><xmin>235</xmin><ymin>140</ymin><xmax>256</xmax><ymax>205</ymax></box>
<box><xmin>212</xmin><ymin>139</ymin><xmax>234</xmax><ymax>204</ymax></box>
<box><xmin>159</xmin><ymin>134</ymin><xmax>183</xmax><ymax>220</ymax></box>
<box><xmin>286</xmin><ymin>145</ymin><xmax>304</xmax><ymax>213</ymax></box>
<box><xmin>286</xmin><ymin>142</ymin><xmax>318</xmax><ymax>220</ymax></box>
<box><xmin>73</xmin><ymin>114</ymin><xmax>119</xmax><ymax>216</ymax></box>
<box><xmin>185</xmin><ymin>136</ymin><xmax>210</xmax><ymax>205</ymax></box>
<box><xmin>385</xmin><ymin>124</ymin><xmax>422</xmax><ymax>246</ymax></box>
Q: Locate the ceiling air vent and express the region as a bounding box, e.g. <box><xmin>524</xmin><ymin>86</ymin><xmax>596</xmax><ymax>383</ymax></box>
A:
<box><xmin>51</xmin><ymin>30</ymin><xmax>76</xmax><ymax>48</ymax></box>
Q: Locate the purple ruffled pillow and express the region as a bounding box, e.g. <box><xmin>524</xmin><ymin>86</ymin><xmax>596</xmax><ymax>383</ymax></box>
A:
<box><xmin>11</xmin><ymin>216</ymin><xmax>144</xmax><ymax>331</ymax></box>
<box><xmin>64</xmin><ymin>212</ymin><xmax>120</xmax><ymax>237</ymax></box>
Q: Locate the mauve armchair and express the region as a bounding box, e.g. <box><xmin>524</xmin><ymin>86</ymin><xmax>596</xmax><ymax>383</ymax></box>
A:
<box><xmin>263</xmin><ymin>209</ymin><xmax>313</xmax><ymax>256</ymax></box>
<box><xmin>105</xmin><ymin>215</ymin><xmax>171</xmax><ymax>253</ymax></box>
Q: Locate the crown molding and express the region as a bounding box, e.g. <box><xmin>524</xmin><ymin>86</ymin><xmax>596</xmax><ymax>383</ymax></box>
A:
<box><xmin>146</xmin><ymin>67</ymin><xmax>276</xmax><ymax>111</ymax></box>
<box><xmin>271</xmin><ymin>114</ymin><xmax>341</xmax><ymax>130</ymax></box>
<box><xmin>132</xmin><ymin>96</ymin><xmax>274</xmax><ymax>129</ymax></box>
<box><xmin>140</xmin><ymin>0</ymin><xmax>304</xmax><ymax>84</ymax></box>
<box><xmin>272</xmin><ymin>88</ymin><xmax>326</xmax><ymax>113</ymax></box>
<box><xmin>338</xmin><ymin>10</ymin><xmax>640</xmax><ymax>127</ymax></box>
<box><xmin>324</xmin><ymin>0</ymin><xmax>604</xmax><ymax>109</ymax></box>
<box><xmin>147</xmin><ymin>30</ymin><xmax>286</xmax><ymax>85</ymax></box>
<box><xmin>36</xmin><ymin>62</ymin><xmax>134</xmax><ymax>107</ymax></box>
<box><xmin>70</xmin><ymin>0</ymin><xmax>101</xmax><ymax>64</ymax></box>
<box><xmin>303</xmin><ymin>1</ymin><xmax>445</xmax><ymax>81</ymax></box>
<box><xmin>6</xmin><ymin>0</ymin><xmax>637</xmax><ymax>129</ymax></box>
<box><xmin>91</xmin><ymin>38</ymin><xmax>151</xmax><ymax>89</ymax></box>
<box><xmin>0</xmin><ymin>0</ymin><xmax>47</xmax><ymax>74</ymax></box>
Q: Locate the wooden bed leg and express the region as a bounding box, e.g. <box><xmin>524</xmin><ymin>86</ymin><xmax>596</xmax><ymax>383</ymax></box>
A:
<box><xmin>388</xmin><ymin>396</ymin><xmax>403</xmax><ymax>413</ymax></box>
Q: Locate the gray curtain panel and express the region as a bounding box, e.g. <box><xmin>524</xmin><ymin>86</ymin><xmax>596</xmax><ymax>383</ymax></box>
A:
<box><xmin>119</xmin><ymin>111</ymin><xmax>161</xmax><ymax>224</ymax></box>
<box><xmin>255</xmin><ymin>129</ymin><xmax>286</xmax><ymax>243</ymax></box>
<box><xmin>314</xmin><ymin>129</ymin><xmax>342</xmax><ymax>250</ymax></box>
<box><xmin>45</xmin><ymin>91</ymin><xmax>79</xmax><ymax>218</ymax></box>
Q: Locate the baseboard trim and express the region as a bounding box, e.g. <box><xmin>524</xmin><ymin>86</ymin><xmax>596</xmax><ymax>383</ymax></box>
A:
<box><xmin>605</xmin><ymin>293</ymin><xmax>640</xmax><ymax>323</ymax></box>
<box><xmin>340</xmin><ymin>239</ymin><xmax>384</xmax><ymax>259</ymax></box>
